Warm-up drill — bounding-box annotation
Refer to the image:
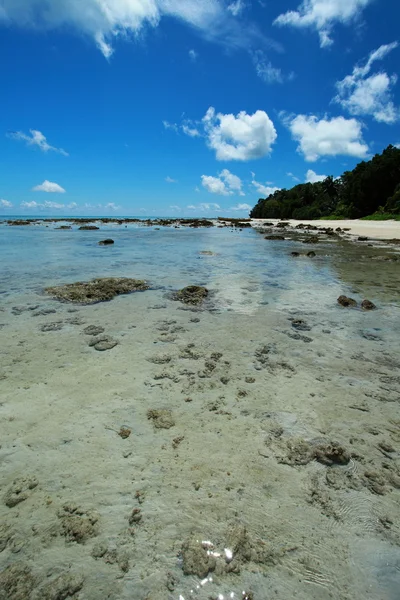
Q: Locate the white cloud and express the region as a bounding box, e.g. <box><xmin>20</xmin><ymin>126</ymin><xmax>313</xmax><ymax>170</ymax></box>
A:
<box><xmin>230</xmin><ymin>203</ymin><xmax>252</xmax><ymax>211</ymax></box>
<box><xmin>169</xmin><ymin>205</ymin><xmax>181</xmax><ymax>211</ymax></box>
<box><xmin>163</xmin><ymin>120</ymin><xmax>179</xmax><ymax>132</ymax></box>
<box><xmin>165</xmin><ymin>176</ymin><xmax>177</xmax><ymax>183</ymax></box>
<box><xmin>285</xmin><ymin>113</ymin><xmax>369</xmax><ymax>161</ymax></box>
<box><xmin>203</xmin><ymin>106</ymin><xmax>277</xmax><ymax>161</ymax></box>
<box><xmin>252</xmin><ymin>180</ymin><xmax>280</xmax><ymax>197</ymax></box>
<box><xmin>187</xmin><ymin>203</ymin><xmax>220</xmax><ymax>211</ymax></box>
<box><xmin>104</xmin><ymin>202</ymin><xmax>120</xmax><ymax>211</ymax></box>
<box><xmin>189</xmin><ymin>49</ymin><xmax>198</xmax><ymax>61</ymax></box>
<box><xmin>227</xmin><ymin>0</ymin><xmax>246</xmax><ymax>16</ymax></box>
<box><xmin>8</xmin><ymin>129</ymin><xmax>68</xmax><ymax>156</ymax></box>
<box><xmin>274</xmin><ymin>0</ymin><xmax>373</xmax><ymax>48</ymax></box>
<box><xmin>182</xmin><ymin>124</ymin><xmax>201</xmax><ymax>137</ymax></box>
<box><xmin>306</xmin><ymin>169</ymin><xmax>326</xmax><ymax>183</ymax></box>
<box><xmin>202</xmin><ymin>175</ymin><xmax>230</xmax><ymax>196</ymax></box>
<box><xmin>32</xmin><ymin>180</ymin><xmax>66</xmax><ymax>193</ymax></box>
<box><xmin>201</xmin><ymin>169</ymin><xmax>244</xmax><ymax>196</ymax></box>
<box><xmin>395</xmin><ymin>143</ymin><xmax>400</xmax><ymax>149</ymax></box>
<box><xmin>334</xmin><ymin>42</ymin><xmax>399</xmax><ymax>124</ymax></box>
<box><xmin>287</xmin><ymin>172</ymin><xmax>300</xmax><ymax>182</ymax></box>
<box><xmin>20</xmin><ymin>200</ymin><xmax>74</xmax><ymax>210</ymax></box>
<box><xmin>0</xmin><ymin>199</ymin><xmax>13</xmax><ymax>208</ymax></box>
<box><xmin>252</xmin><ymin>50</ymin><xmax>283</xmax><ymax>84</ymax></box>
<box><xmin>0</xmin><ymin>0</ymin><xmax>263</xmax><ymax>58</ymax></box>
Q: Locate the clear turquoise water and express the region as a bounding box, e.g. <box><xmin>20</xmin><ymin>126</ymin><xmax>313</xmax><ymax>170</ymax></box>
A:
<box><xmin>1</xmin><ymin>220</ymin><xmax>400</xmax><ymax>600</ymax></box>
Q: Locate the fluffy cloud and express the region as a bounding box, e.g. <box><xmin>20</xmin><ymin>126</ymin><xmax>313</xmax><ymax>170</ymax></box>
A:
<box><xmin>334</xmin><ymin>42</ymin><xmax>399</xmax><ymax>124</ymax></box>
<box><xmin>0</xmin><ymin>0</ymin><xmax>259</xmax><ymax>58</ymax></box>
<box><xmin>201</xmin><ymin>169</ymin><xmax>244</xmax><ymax>196</ymax></box>
<box><xmin>165</xmin><ymin>176</ymin><xmax>177</xmax><ymax>183</ymax></box>
<box><xmin>8</xmin><ymin>129</ymin><xmax>68</xmax><ymax>156</ymax></box>
<box><xmin>0</xmin><ymin>199</ymin><xmax>13</xmax><ymax>208</ymax></box>
<box><xmin>274</xmin><ymin>0</ymin><xmax>373</xmax><ymax>48</ymax></box>
<box><xmin>203</xmin><ymin>107</ymin><xmax>277</xmax><ymax>161</ymax></box>
<box><xmin>32</xmin><ymin>180</ymin><xmax>66</xmax><ymax>193</ymax></box>
<box><xmin>285</xmin><ymin>114</ymin><xmax>369</xmax><ymax>161</ymax></box>
<box><xmin>251</xmin><ymin>180</ymin><xmax>280</xmax><ymax>197</ymax></box>
<box><xmin>306</xmin><ymin>169</ymin><xmax>326</xmax><ymax>183</ymax></box>
<box><xmin>230</xmin><ymin>203</ymin><xmax>252</xmax><ymax>211</ymax></box>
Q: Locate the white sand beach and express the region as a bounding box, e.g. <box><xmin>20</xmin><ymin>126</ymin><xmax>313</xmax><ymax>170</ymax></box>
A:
<box><xmin>251</xmin><ymin>219</ymin><xmax>400</xmax><ymax>240</ymax></box>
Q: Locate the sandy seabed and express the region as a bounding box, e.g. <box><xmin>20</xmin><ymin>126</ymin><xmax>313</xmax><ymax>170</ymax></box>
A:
<box><xmin>1</xmin><ymin>223</ymin><xmax>400</xmax><ymax>600</ymax></box>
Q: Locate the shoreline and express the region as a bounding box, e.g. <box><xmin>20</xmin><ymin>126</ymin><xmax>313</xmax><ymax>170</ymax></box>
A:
<box><xmin>250</xmin><ymin>218</ymin><xmax>400</xmax><ymax>241</ymax></box>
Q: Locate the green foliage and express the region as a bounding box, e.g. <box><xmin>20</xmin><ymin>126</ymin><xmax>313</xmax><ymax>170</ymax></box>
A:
<box><xmin>361</xmin><ymin>213</ymin><xmax>400</xmax><ymax>221</ymax></box>
<box><xmin>250</xmin><ymin>145</ymin><xmax>400</xmax><ymax>220</ymax></box>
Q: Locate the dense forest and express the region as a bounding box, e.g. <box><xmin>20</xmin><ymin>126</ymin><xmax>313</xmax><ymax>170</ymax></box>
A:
<box><xmin>250</xmin><ymin>145</ymin><xmax>400</xmax><ymax>220</ymax></box>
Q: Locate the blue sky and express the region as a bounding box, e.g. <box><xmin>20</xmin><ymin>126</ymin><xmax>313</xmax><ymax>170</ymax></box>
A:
<box><xmin>0</xmin><ymin>0</ymin><xmax>399</xmax><ymax>217</ymax></box>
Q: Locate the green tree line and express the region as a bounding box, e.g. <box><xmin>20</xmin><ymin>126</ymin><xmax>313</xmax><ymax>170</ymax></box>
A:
<box><xmin>250</xmin><ymin>145</ymin><xmax>400</xmax><ymax>220</ymax></box>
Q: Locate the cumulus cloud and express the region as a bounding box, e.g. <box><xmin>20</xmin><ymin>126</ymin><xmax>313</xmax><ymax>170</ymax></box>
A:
<box><xmin>201</xmin><ymin>169</ymin><xmax>244</xmax><ymax>196</ymax></box>
<box><xmin>284</xmin><ymin>113</ymin><xmax>369</xmax><ymax>161</ymax></box>
<box><xmin>0</xmin><ymin>0</ymin><xmax>269</xmax><ymax>58</ymax></box>
<box><xmin>165</xmin><ymin>176</ymin><xmax>177</xmax><ymax>183</ymax></box>
<box><xmin>274</xmin><ymin>0</ymin><xmax>373</xmax><ymax>48</ymax></box>
<box><xmin>32</xmin><ymin>180</ymin><xmax>66</xmax><ymax>193</ymax></box>
<box><xmin>251</xmin><ymin>180</ymin><xmax>280</xmax><ymax>197</ymax></box>
<box><xmin>8</xmin><ymin>129</ymin><xmax>68</xmax><ymax>156</ymax></box>
<box><xmin>104</xmin><ymin>202</ymin><xmax>120</xmax><ymax>211</ymax></box>
<box><xmin>306</xmin><ymin>169</ymin><xmax>326</xmax><ymax>183</ymax></box>
<box><xmin>203</xmin><ymin>106</ymin><xmax>277</xmax><ymax>161</ymax></box>
<box><xmin>334</xmin><ymin>42</ymin><xmax>399</xmax><ymax>124</ymax></box>
<box><xmin>0</xmin><ymin>199</ymin><xmax>13</xmax><ymax>208</ymax></box>
<box><xmin>230</xmin><ymin>203</ymin><xmax>252</xmax><ymax>211</ymax></box>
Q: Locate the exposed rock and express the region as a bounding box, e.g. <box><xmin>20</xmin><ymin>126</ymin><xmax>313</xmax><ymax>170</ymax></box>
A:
<box><xmin>83</xmin><ymin>325</ymin><xmax>105</xmax><ymax>336</ymax></box>
<box><xmin>181</xmin><ymin>538</ymin><xmax>217</xmax><ymax>577</ymax></box>
<box><xmin>361</xmin><ymin>299</ymin><xmax>376</xmax><ymax>310</ymax></box>
<box><xmin>313</xmin><ymin>442</ymin><xmax>351</xmax><ymax>466</ymax></box>
<box><xmin>56</xmin><ymin>226</ymin><xmax>72</xmax><ymax>230</ymax></box>
<box><xmin>91</xmin><ymin>542</ymin><xmax>108</xmax><ymax>558</ymax></box>
<box><xmin>306</xmin><ymin>251</ymin><xmax>316</xmax><ymax>257</ymax></box>
<box><xmin>358</xmin><ymin>236</ymin><xmax>369</xmax><ymax>241</ymax></box>
<box><xmin>264</xmin><ymin>235</ymin><xmax>284</xmax><ymax>240</ymax></box>
<box><xmin>291</xmin><ymin>252</ymin><xmax>300</xmax><ymax>257</ymax></box>
<box><xmin>98</xmin><ymin>239</ymin><xmax>114</xmax><ymax>245</ymax></box>
<box><xmin>337</xmin><ymin>295</ymin><xmax>357</xmax><ymax>307</ymax></box>
<box><xmin>58</xmin><ymin>503</ymin><xmax>99</xmax><ymax>544</ymax></box>
<box><xmin>78</xmin><ymin>225</ymin><xmax>99</xmax><ymax>230</ymax></box>
<box><xmin>302</xmin><ymin>236</ymin><xmax>319</xmax><ymax>244</ymax></box>
<box><xmin>147</xmin><ymin>409</ymin><xmax>175</xmax><ymax>429</ymax></box>
<box><xmin>4</xmin><ymin>476</ymin><xmax>38</xmax><ymax>508</ymax></box>
<box><xmin>174</xmin><ymin>285</ymin><xmax>208</xmax><ymax>306</ymax></box>
<box><xmin>88</xmin><ymin>335</ymin><xmax>118</xmax><ymax>351</ymax></box>
<box><xmin>45</xmin><ymin>277</ymin><xmax>149</xmax><ymax>304</ymax></box>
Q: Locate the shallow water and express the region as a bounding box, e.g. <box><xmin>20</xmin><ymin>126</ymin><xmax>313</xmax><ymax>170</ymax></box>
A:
<box><xmin>1</xmin><ymin>221</ymin><xmax>399</xmax><ymax>600</ymax></box>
